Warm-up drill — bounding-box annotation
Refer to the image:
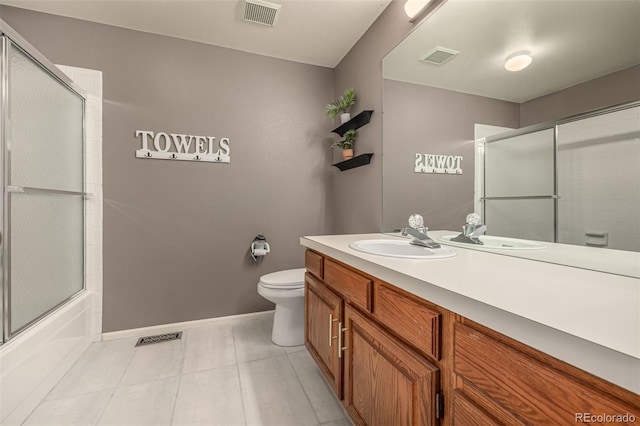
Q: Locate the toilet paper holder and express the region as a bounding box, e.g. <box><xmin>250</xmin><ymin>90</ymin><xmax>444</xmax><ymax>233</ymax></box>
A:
<box><xmin>251</xmin><ymin>234</ymin><xmax>271</xmax><ymax>261</ymax></box>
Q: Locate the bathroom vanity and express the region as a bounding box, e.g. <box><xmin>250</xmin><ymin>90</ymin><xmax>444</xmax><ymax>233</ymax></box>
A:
<box><xmin>301</xmin><ymin>234</ymin><xmax>640</xmax><ymax>425</ymax></box>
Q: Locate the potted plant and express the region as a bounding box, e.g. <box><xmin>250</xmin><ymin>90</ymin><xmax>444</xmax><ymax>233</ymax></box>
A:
<box><xmin>325</xmin><ymin>88</ymin><xmax>356</xmax><ymax>124</ymax></box>
<box><xmin>332</xmin><ymin>129</ymin><xmax>357</xmax><ymax>160</ymax></box>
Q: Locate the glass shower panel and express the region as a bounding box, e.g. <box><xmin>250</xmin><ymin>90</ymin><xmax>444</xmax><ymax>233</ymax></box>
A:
<box><xmin>7</xmin><ymin>40</ymin><xmax>85</xmax><ymax>335</ymax></box>
<box><xmin>9</xmin><ymin>193</ymin><xmax>83</xmax><ymax>332</ymax></box>
<box><xmin>9</xmin><ymin>44</ymin><xmax>83</xmax><ymax>192</ymax></box>
<box><xmin>556</xmin><ymin>106</ymin><xmax>640</xmax><ymax>251</ymax></box>
<box><xmin>484</xmin><ymin>199</ymin><xmax>555</xmax><ymax>242</ymax></box>
<box><xmin>484</xmin><ymin>128</ymin><xmax>555</xmax><ymax>197</ymax></box>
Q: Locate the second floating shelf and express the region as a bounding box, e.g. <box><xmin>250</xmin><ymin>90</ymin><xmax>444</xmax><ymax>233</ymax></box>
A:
<box><xmin>332</xmin><ymin>153</ymin><xmax>374</xmax><ymax>171</ymax></box>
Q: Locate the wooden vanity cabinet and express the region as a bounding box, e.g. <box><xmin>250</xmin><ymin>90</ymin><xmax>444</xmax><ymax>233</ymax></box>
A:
<box><xmin>304</xmin><ymin>249</ymin><xmax>640</xmax><ymax>425</ymax></box>
<box><xmin>452</xmin><ymin>320</ymin><xmax>640</xmax><ymax>425</ymax></box>
<box><xmin>304</xmin><ymin>250</ymin><xmax>443</xmax><ymax>425</ymax></box>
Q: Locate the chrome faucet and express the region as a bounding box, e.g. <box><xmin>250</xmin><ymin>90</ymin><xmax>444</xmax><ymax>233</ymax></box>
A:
<box><xmin>401</xmin><ymin>214</ymin><xmax>441</xmax><ymax>249</ymax></box>
<box><xmin>452</xmin><ymin>213</ymin><xmax>487</xmax><ymax>245</ymax></box>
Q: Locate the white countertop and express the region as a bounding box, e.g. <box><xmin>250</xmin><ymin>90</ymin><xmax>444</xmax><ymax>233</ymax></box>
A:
<box><xmin>300</xmin><ymin>232</ymin><xmax>640</xmax><ymax>393</ymax></box>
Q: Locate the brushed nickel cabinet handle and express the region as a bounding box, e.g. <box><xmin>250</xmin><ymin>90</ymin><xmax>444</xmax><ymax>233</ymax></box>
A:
<box><xmin>338</xmin><ymin>321</ymin><xmax>348</xmax><ymax>358</ymax></box>
<box><xmin>329</xmin><ymin>313</ymin><xmax>338</xmax><ymax>346</ymax></box>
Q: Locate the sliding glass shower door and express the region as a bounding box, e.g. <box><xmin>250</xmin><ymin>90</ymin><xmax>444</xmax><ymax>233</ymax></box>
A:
<box><xmin>1</xmin><ymin>35</ymin><xmax>85</xmax><ymax>340</ymax></box>
<box><xmin>483</xmin><ymin>128</ymin><xmax>556</xmax><ymax>242</ymax></box>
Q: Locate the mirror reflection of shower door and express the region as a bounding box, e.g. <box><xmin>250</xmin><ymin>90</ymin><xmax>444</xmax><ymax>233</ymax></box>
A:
<box><xmin>557</xmin><ymin>106</ymin><xmax>640</xmax><ymax>252</ymax></box>
<box><xmin>483</xmin><ymin>128</ymin><xmax>556</xmax><ymax>242</ymax></box>
<box><xmin>2</xmin><ymin>38</ymin><xmax>85</xmax><ymax>338</ymax></box>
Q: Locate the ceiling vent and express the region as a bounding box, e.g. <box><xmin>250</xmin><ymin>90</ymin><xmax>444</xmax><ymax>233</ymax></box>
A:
<box><xmin>420</xmin><ymin>46</ymin><xmax>459</xmax><ymax>65</ymax></box>
<box><xmin>244</xmin><ymin>0</ymin><xmax>282</xmax><ymax>27</ymax></box>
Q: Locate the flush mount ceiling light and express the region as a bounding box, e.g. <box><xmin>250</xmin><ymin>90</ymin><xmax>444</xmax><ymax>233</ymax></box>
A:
<box><xmin>504</xmin><ymin>50</ymin><xmax>533</xmax><ymax>72</ymax></box>
<box><xmin>404</xmin><ymin>0</ymin><xmax>433</xmax><ymax>22</ymax></box>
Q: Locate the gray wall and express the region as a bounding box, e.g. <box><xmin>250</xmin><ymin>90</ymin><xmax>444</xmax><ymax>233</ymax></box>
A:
<box><xmin>382</xmin><ymin>79</ymin><xmax>519</xmax><ymax>231</ymax></box>
<box><xmin>1</xmin><ymin>6</ymin><xmax>335</xmax><ymax>332</ymax></box>
<box><xmin>520</xmin><ymin>65</ymin><xmax>640</xmax><ymax>127</ymax></box>
<box><xmin>331</xmin><ymin>1</ymin><xmax>418</xmax><ymax>234</ymax></box>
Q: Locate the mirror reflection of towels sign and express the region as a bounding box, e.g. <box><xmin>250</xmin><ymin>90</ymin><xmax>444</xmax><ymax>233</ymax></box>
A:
<box><xmin>415</xmin><ymin>153</ymin><xmax>463</xmax><ymax>174</ymax></box>
<box><xmin>134</xmin><ymin>130</ymin><xmax>230</xmax><ymax>163</ymax></box>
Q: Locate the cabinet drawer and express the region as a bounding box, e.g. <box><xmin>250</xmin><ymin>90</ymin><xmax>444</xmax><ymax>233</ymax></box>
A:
<box><xmin>324</xmin><ymin>259</ymin><xmax>372</xmax><ymax>312</ymax></box>
<box><xmin>373</xmin><ymin>282</ymin><xmax>441</xmax><ymax>360</ymax></box>
<box><xmin>454</xmin><ymin>323</ymin><xmax>640</xmax><ymax>424</ymax></box>
<box><xmin>305</xmin><ymin>250</ymin><xmax>324</xmax><ymax>279</ymax></box>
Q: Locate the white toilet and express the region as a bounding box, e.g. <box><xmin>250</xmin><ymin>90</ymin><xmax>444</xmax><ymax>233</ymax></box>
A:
<box><xmin>257</xmin><ymin>268</ymin><xmax>306</xmax><ymax>347</ymax></box>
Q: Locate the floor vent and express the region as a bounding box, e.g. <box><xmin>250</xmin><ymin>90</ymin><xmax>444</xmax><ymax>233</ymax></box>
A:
<box><xmin>135</xmin><ymin>331</ymin><xmax>182</xmax><ymax>347</ymax></box>
<box><xmin>244</xmin><ymin>0</ymin><xmax>281</xmax><ymax>27</ymax></box>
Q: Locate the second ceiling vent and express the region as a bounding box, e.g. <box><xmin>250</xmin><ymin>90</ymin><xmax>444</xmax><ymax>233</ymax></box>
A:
<box><xmin>420</xmin><ymin>46</ymin><xmax>459</xmax><ymax>66</ymax></box>
<box><xmin>244</xmin><ymin>0</ymin><xmax>282</xmax><ymax>27</ymax></box>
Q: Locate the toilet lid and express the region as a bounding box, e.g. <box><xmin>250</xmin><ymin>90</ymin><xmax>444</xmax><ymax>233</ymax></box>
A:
<box><xmin>259</xmin><ymin>268</ymin><xmax>306</xmax><ymax>289</ymax></box>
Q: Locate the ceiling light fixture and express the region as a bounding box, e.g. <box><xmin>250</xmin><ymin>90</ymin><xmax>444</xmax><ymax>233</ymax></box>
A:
<box><xmin>504</xmin><ymin>50</ymin><xmax>533</xmax><ymax>72</ymax></box>
<box><xmin>404</xmin><ymin>0</ymin><xmax>433</xmax><ymax>22</ymax></box>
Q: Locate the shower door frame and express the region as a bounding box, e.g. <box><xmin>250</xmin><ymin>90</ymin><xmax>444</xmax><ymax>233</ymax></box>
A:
<box><xmin>481</xmin><ymin>100</ymin><xmax>640</xmax><ymax>244</ymax></box>
<box><xmin>0</xmin><ymin>20</ymin><xmax>89</xmax><ymax>343</ymax></box>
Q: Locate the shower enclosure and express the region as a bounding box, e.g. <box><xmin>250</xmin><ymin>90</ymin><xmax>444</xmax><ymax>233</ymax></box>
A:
<box><xmin>0</xmin><ymin>22</ymin><xmax>87</xmax><ymax>344</ymax></box>
<box><xmin>479</xmin><ymin>101</ymin><xmax>640</xmax><ymax>252</ymax></box>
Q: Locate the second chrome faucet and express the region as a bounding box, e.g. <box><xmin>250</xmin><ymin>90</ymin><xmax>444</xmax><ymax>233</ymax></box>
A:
<box><xmin>401</xmin><ymin>214</ymin><xmax>441</xmax><ymax>249</ymax></box>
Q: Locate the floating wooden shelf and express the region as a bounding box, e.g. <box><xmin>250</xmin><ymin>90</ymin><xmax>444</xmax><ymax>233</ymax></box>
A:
<box><xmin>332</xmin><ymin>153</ymin><xmax>374</xmax><ymax>171</ymax></box>
<box><xmin>332</xmin><ymin>110</ymin><xmax>374</xmax><ymax>137</ymax></box>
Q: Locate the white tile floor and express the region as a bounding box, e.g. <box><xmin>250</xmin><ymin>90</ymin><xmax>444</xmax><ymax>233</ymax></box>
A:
<box><xmin>23</xmin><ymin>312</ymin><xmax>352</xmax><ymax>426</ymax></box>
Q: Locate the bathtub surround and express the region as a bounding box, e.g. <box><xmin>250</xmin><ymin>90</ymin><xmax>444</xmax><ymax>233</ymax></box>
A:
<box><xmin>57</xmin><ymin>65</ymin><xmax>104</xmax><ymax>342</ymax></box>
<box><xmin>0</xmin><ymin>5</ymin><xmax>335</xmax><ymax>333</ymax></box>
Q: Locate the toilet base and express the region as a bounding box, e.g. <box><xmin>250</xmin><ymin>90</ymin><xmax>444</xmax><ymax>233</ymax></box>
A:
<box><xmin>272</xmin><ymin>302</ymin><xmax>304</xmax><ymax>347</ymax></box>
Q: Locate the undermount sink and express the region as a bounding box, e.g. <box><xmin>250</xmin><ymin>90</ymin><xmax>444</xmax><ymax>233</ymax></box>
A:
<box><xmin>349</xmin><ymin>239</ymin><xmax>457</xmax><ymax>259</ymax></box>
<box><xmin>438</xmin><ymin>235</ymin><xmax>546</xmax><ymax>250</ymax></box>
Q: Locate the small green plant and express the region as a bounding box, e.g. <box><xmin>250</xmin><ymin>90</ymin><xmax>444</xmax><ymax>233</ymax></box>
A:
<box><xmin>331</xmin><ymin>129</ymin><xmax>357</xmax><ymax>149</ymax></box>
<box><xmin>325</xmin><ymin>88</ymin><xmax>356</xmax><ymax>119</ymax></box>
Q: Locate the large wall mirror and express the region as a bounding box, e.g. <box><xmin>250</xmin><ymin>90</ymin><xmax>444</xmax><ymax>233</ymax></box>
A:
<box><xmin>382</xmin><ymin>0</ymin><xmax>640</xmax><ymax>277</ymax></box>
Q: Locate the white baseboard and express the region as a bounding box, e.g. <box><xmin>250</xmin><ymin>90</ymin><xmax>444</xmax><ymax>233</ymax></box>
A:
<box><xmin>101</xmin><ymin>310</ymin><xmax>275</xmax><ymax>341</ymax></box>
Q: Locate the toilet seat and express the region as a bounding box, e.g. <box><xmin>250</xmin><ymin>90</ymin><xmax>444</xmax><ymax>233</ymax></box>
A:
<box><xmin>258</xmin><ymin>268</ymin><xmax>306</xmax><ymax>289</ymax></box>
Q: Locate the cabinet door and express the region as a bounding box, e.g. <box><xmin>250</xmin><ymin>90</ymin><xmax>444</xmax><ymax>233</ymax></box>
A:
<box><xmin>454</xmin><ymin>322</ymin><xmax>640</xmax><ymax>425</ymax></box>
<box><xmin>305</xmin><ymin>272</ymin><xmax>343</xmax><ymax>398</ymax></box>
<box><xmin>343</xmin><ymin>305</ymin><xmax>440</xmax><ymax>426</ymax></box>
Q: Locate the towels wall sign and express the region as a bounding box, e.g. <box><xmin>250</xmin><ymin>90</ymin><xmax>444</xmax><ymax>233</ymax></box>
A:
<box><xmin>135</xmin><ymin>130</ymin><xmax>230</xmax><ymax>163</ymax></box>
<box><xmin>415</xmin><ymin>153</ymin><xmax>463</xmax><ymax>174</ymax></box>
